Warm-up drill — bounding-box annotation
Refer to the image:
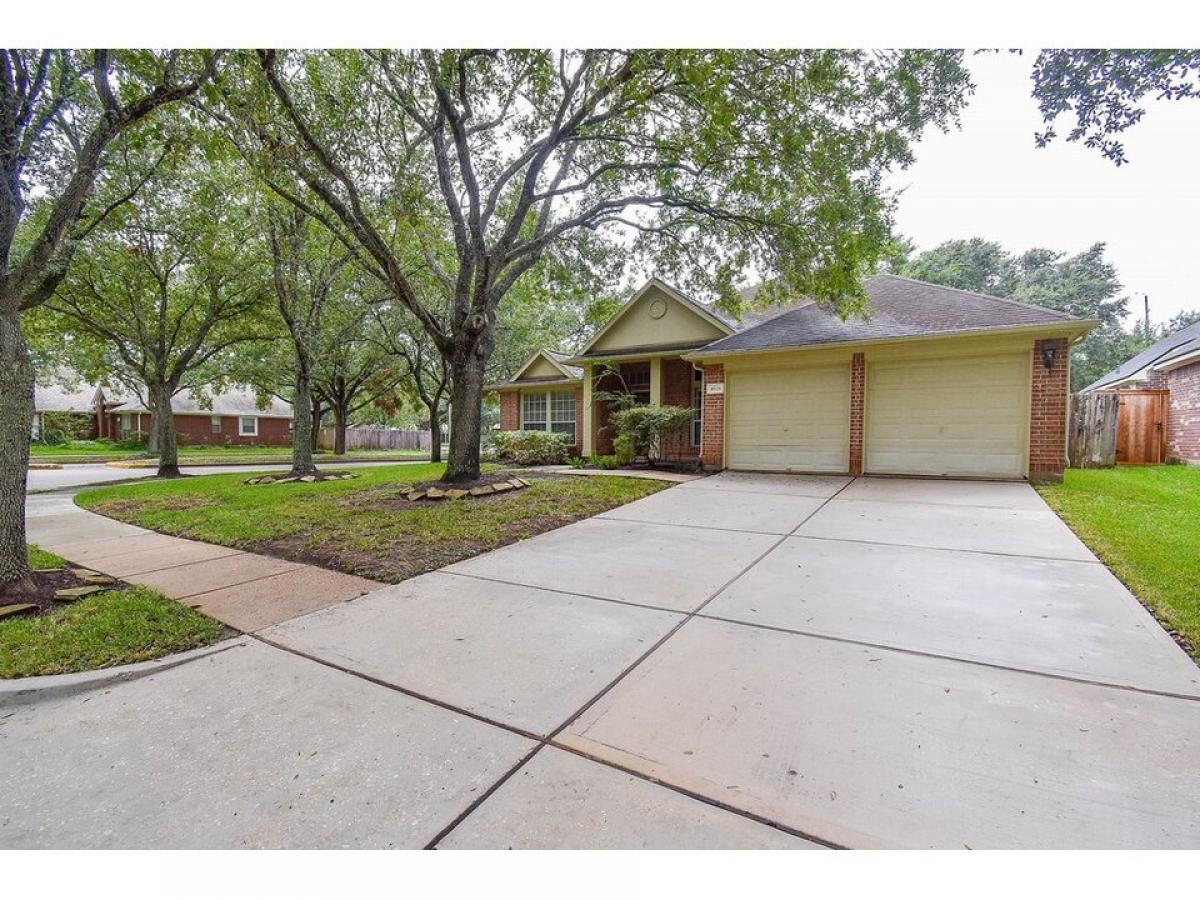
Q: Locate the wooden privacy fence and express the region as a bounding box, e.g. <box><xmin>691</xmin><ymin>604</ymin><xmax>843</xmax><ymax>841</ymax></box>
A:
<box><xmin>1068</xmin><ymin>392</ymin><xmax>1118</xmax><ymax>468</ymax></box>
<box><xmin>318</xmin><ymin>425</ymin><xmax>431</xmax><ymax>452</ymax></box>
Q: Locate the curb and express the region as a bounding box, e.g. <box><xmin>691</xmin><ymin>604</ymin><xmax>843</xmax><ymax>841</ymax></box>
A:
<box><xmin>0</xmin><ymin>636</ymin><xmax>247</xmax><ymax>703</ymax></box>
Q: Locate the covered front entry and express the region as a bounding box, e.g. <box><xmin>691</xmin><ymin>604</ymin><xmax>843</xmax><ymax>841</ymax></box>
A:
<box><xmin>726</xmin><ymin>364</ymin><xmax>850</xmax><ymax>472</ymax></box>
<box><xmin>865</xmin><ymin>352</ymin><xmax>1030</xmax><ymax>478</ymax></box>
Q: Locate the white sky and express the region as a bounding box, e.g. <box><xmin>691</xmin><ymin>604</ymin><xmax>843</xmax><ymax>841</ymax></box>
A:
<box><xmin>892</xmin><ymin>50</ymin><xmax>1200</xmax><ymax>328</ymax></box>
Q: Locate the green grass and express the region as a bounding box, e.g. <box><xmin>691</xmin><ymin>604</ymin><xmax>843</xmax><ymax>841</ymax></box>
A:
<box><xmin>0</xmin><ymin>585</ymin><xmax>225</xmax><ymax>678</ymax></box>
<box><xmin>30</xmin><ymin>441</ymin><xmax>428</xmax><ymax>466</ymax></box>
<box><xmin>28</xmin><ymin>544</ymin><xmax>66</xmax><ymax>569</ymax></box>
<box><xmin>77</xmin><ymin>463</ymin><xmax>666</xmax><ymax>582</ymax></box>
<box><xmin>1038</xmin><ymin>466</ymin><xmax>1200</xmax><ymax>655</ymax></box>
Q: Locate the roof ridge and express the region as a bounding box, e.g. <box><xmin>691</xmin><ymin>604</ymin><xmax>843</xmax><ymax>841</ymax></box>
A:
<box><xmin>878</xmin><ymin>273</ymin><xmax>1075</xmax><ymax>321</ymax></box>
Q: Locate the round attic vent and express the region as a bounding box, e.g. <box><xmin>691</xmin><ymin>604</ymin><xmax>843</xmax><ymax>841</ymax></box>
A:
<box><xmin>647</xmin><ymin>297</ymin><xmax>668</xmax><ymax>319</ymax></box>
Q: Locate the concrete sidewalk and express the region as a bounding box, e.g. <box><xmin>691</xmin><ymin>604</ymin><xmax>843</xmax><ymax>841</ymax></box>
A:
<box><xmin>26</xmin><ymin>490</ymin><xmax>379</xmax><ymax>632</ymax></box>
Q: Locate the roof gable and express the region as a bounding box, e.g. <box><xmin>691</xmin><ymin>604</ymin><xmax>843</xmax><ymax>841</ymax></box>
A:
<box><xmin>506</xmin><ymin>348</ymin><xmax>582</xmax><ymax>384</ymax></box>
<box><xmin>580</xmin><ymin>278</ymin><xmax>733</xmax><ymax>357</ymax></box>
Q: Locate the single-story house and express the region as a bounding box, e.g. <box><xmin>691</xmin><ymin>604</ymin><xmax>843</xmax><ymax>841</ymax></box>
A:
<box><xmin>32</xmin><ymin>375</ymin><xmax>101</xmax><ymax>440</ymax></box>
<box><xmin>33</xmin><ymin>372</ymin><xmax>293</xmax><ymax>446</ymax></box>
<box><xmin>97</xmin><ymin>387</ymin><xmax>294</xmax><ymax>446</ymax></box>
<box><xmin>1082</xmin><ymin>320</ymin><xmax>1200</xmax><ymax>464</ymax></box>
<box><xmin>493</xmin><ymin>275</ymin><xmax>1095</xmax><ymax>482</ymax></box>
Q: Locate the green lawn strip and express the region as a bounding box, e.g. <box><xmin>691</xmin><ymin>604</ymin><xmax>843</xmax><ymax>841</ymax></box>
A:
<box><xmin>30</xmin><ymin>441</ymin><xmax>138</xmax><ymax>457</ymax></box>
<box><xmin>77</xmin><ymin>464</ymin><xmax>666</xmax><ymax>582</ymax></box>
<box><xmin>0</xmin><ymin>585</ymin><xmax>226</xmax><ymax>679</ymax></box>
<box><xmin>28</xmin><ymin>544</ymin><xmax>66</xmax><ymax>570</ymax></box>
<box><xmin>1037</xmin><ymin>466</ymin><xmax>1200</xmax><ymax>656</ymax></box>
<box><xmin>110</xmin><ymin>448</ymin><xmax>428</xmax><ymax>467</ymax></box>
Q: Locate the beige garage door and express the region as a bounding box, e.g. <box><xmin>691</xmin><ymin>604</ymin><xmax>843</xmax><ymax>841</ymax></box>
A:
<box><xmin>727</xmin><ymin>364</ymin><xmax>850</xmax><ymax>472</ymax></box>
<box><xmin>866</xmin><ymin>353</ymin><xmax>1029</xmax><ymax>478</ymax></box>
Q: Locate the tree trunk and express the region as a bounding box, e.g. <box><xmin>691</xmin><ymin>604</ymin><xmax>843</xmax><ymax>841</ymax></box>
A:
<box><xmin>443</xmin><ymin>351</ymin><xmax>487</xmax><ymax>482</ymax></box>
<box><xmin>0</xmin><ymin>302</ymin><xmax>36</xmax><ymax>593</ymax></box>
<box><xmin>427</xmin><ymin>399</ymin><xmax>442</xmax><ymax>463</ymax></box>
<box><xmin>150</xmin><ymin>383</ymin><xmax>181</xmax><ymax>477</ymax></box>
<box><xmin>290</xmin><ymin>365</ymin><xmax>318</xmax><ymax>476</ymax></box>
<box><xmin>310</xmin><ymin>399</ymin><xmax>322</xmax><ymax>451</ymax></box>
<box><xmin>333</xmin><ymin>406</ymin><xmax>347</xmax><ymax>455</ymax></box>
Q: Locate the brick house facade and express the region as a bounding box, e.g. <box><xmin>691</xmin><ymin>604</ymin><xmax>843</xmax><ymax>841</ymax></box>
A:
<box><xmin>103</xmin><ymin>411</ymin><xmax>292</xmax><ymax>446</ymax></box>
<box><xmin>492</xmin><ymin>277</ymin><xmax>1091</xmax><ymax>481</ymax></box>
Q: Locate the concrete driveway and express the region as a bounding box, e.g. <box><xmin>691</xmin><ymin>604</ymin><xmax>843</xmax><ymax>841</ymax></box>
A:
<box><xmin>3</xmin><ymin>473</ymin><xmax>1198</xmax><ymax>848</ymax></box>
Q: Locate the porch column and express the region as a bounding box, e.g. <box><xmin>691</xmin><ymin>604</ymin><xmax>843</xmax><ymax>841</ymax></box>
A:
<box><xmin>649</xmin><ymin>357</ymin><xmax>662</xmax><ymax>407</ymax></box>
<box><xmin>582</xmin><ymin>364</ymin><xmax>594</xmax><ymax>456</ymax></box>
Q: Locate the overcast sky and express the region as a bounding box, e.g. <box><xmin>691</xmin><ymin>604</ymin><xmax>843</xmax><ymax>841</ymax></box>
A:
<box><xmin>892</xmin><ymin>50</ymin><xmax>1200</xmax><ymax>329</ymax></box>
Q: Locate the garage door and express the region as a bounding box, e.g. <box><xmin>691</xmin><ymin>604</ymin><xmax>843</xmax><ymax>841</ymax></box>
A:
<box><xmin>866</xmin><ymin>353</ymin><xmax>1029</xmax><ymax>478</ymax></box>
<box><xmin>727</xmin><ymin>365</ymin><xmax>850</xmax><ymax>472</ymax></box>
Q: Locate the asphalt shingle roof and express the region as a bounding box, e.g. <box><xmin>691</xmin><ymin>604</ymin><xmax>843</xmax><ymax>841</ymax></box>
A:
<box><xmin>1085</xmin><ymin>319</ymin><xmax>1200</xmax><ymax>391</ymax></box>
<box><xmin>697</xmin><ymin>274</ymin><xmax>1077</xmax><ymax>355</ymax></box>
<box><xmin>111</xmin><ymin>387</ymin><xmax>293</xmax><ymax>418</ymax></box>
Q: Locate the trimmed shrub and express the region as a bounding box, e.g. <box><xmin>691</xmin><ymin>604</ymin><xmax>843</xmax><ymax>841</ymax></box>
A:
<box><xmin>494</xmin><ymin>430</ymin><xmax>570</xmax><ymax>465</ymax></box>
<box><xmin>609</xmin><ymin>405</ymin><xmax>692</xmax><ymax>465</ymax></box>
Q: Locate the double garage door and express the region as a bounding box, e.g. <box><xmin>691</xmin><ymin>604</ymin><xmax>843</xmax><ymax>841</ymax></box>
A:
<box><xmin>726</xmin><ymin>352</ymin><xmax>1029</xmax><ymax>478</ymax></box>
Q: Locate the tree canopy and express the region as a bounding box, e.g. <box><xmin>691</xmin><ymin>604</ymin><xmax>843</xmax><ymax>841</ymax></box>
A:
<box><xmin>218</xmin><ymin>48</ymin><xmax>971</xmax><ymax>479</ymax></box>
<box><xmin>1031</xmin><ymin>50</ymin><xmax>1200</xmax><ymax>165</ymax></box>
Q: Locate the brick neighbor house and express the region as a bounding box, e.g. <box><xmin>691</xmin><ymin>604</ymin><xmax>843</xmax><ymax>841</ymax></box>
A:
<box><xmin>491</xmin><ymin>275</ymin><xmax>1096</xmax><ymax>483</ymax></box>
<box><xmin>34</xmin><ymin>380</ymin><xmax>295</xmax><ymax>446</ymax></box>
<box><xmin>1082</xmin><ymin>320</ymin><xmax>1200</xmax><ymax>464</ymax></box>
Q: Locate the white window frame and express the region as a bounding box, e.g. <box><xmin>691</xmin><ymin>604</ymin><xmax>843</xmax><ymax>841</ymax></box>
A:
<box><xmin>550</xmin><ymin>391</ymin><xmax>576</xmax><ymax>438</ymax></box>
<box><xmin>239</xmin><ymin>416</ymin><xmax>258</xmax><ymax>437</ymax></box>
<box><xmin>211</xmin><ymin>415</ymin><xmax>222</xmax><ymax>435</ymax></box>
<box><xmin>120</xmin><ymin>412</ymin><xmax>132</xmax><ymax>432</ymax></box>
<box><xmin>520</xmin><ymin>392</ymin><xmax>547</xmax><ymax>431</ymax></box>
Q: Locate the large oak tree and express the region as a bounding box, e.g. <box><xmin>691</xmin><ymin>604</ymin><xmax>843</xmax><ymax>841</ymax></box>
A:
<box><xmin>1</xmin><ymin>49</ymin><xmax>219</xmax><ymax>591</ymax></box>
<box><xmin>224</xmin><ymin>49</ymin><xmax>970</xmax><ymax>481</ymax></box>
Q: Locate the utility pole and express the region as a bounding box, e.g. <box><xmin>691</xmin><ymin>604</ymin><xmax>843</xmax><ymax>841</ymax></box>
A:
<box><xmin>1144</xmin><ymin>294</ymin><xmax>1152</xmax><ymax>339</ymax></box>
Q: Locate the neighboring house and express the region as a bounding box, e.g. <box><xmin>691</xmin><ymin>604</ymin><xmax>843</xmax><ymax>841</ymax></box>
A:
<box><xmin>32</xmin><ymin>375</ymin><xmax>101</xmax><ymax>440</ymax></box>
<box><xmin>32</xmin><ymin>372</ymin><xmax>294</xmax><ymax>446</ymax></box>
<box><xmin>98</xmin><ymin>387</ymin><xmax>294</xmax><ymax>446</ymax></box>
<box><xmin>492</xmin><ymin>275</ymin><xmax>1095</xmax><ymax>482</ymax></box>
<box><xmin>1082</xmin><ymin>320</ymin><xmax>1200</xmax><ymax>464</ymax></box>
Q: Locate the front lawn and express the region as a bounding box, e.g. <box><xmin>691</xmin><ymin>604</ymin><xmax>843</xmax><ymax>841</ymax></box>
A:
<box><xmin>77</xmin><ymin>464</ymin><xmax>666</xmax><ymax>582</ymax></box>
<box><xmin>0</xmin><ymin>586</ymin><xmax>226</xmax><ymax>679</ymax></box>
<box><xmin>1</xmin><ymin>545</ymin><xmax>225</xmax><ymax>679</ymax></box>
<box><xmin>1037</xmin><ymin>466</ymin><xmax>1200</xmax><ymax>657</ymax></box>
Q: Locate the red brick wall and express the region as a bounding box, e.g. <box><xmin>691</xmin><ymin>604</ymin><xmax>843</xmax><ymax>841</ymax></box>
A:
<box><xmin>1166</xmin><ymin>361</ymin><xmax>1200</xmax><ymax>462</ymax></box>
<box><xmin>700</xmin><ymin>363</ymin><xmax>725</xmax><ymax>469</ymax></box>
<box><xmin>111</xmin><ymin>413</ymin><xmax>291</xmax><ymax>446</ymax></box>
<box><xmin>1029</xmin><ymin>338</ymin><xmax>1069</xmax><ymax>481</ymax></box>
<box><xmin>499</xmin><ymin>391</ymin><xmax>519</xmax><ymax>430</ymax></box>
<box><xmin>660</xmin><ymin>357</ymin><xmax>701</xmax><ymax>462</ymax></box>
<box><xmin>849</xmin><ymin>352</ymin><xmax>865</xmax><ymax>476</ymax></box>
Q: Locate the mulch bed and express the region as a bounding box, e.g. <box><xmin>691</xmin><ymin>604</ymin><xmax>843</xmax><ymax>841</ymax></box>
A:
<box><xmin>0</xmin><ymin>567</ymin><xmax>130</xmax><ymax>619</ymax></box>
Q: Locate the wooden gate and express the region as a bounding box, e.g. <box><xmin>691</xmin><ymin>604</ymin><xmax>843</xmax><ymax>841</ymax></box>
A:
<box><xmin>1068</xmin><ymin>392</ymin><xmax>1119</xmax><ymax>468</ymax></box>
<box><xmin>1116</xmin><ymin>389</ymin><xmax>1168</xmax><ymax>465</ymax></box>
